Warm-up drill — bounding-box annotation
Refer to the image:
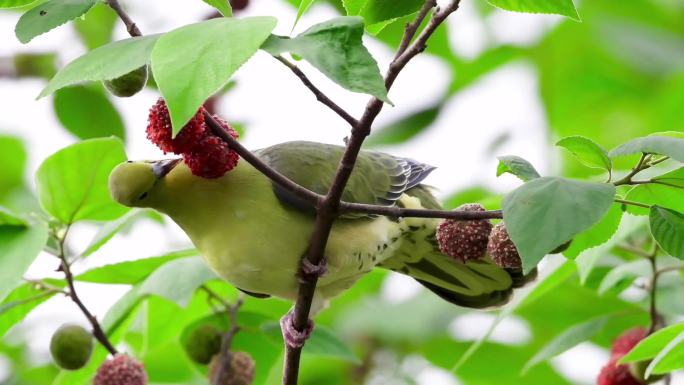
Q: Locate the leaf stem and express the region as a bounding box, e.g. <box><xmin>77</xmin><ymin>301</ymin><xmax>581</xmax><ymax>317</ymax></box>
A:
<box><xmin>614</xmin><ymin>198</ymin><xmax>651</xmax><ymax>209</ymax></box>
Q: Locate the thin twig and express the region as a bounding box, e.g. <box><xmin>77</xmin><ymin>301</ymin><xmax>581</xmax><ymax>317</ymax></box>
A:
<box><xmin>213</xmin><ymin>295</ymin><xmax>244</xmax><ymax>385</ymax></box>
<box><xmin>274</xmin><ymin>56</ymin><xmax>358</xmax><ymax>127</ymax></box>
<box><xmin>615</xmin><ymin>198</ymin><xmax>651</xmax><ymax>209</ymax></box>
<box><xmin>55</xmin><ymin>227</ymin><xmax>118</xmax><ymax>356</ymax></box>
<box><xmin>396</xmin><ymin>0</ymin><xmax>437</xmax><ymax>56</ymax></box>
<box><xmin>104</xmin><ymin>0</ymin><xmax>142</xmax><ymax>36</ymax></box>
<box><xmin>613</xmin><ymin>153</ymin><xmax>651</xmax><ymax>186</ymax></box>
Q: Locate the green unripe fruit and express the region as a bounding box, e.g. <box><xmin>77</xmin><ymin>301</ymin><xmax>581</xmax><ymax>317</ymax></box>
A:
<box><xmin>50</xmin><ymin>324</ymin><xmax>94</xmax><ymax>370</ymax></box>
<box><xmin>629</xmin><ymin>360</ymin><xmax>664</xmax><ymax>384</ymax></box>
<box><xmin>183</xmin><ymin>324</ymin><xmax>223</xmax><ymax>365</ymax></box>
<box><xmin>103</xmin><ymin>65</ymin><xmax>148</xmax><ymax>97</ymax></box>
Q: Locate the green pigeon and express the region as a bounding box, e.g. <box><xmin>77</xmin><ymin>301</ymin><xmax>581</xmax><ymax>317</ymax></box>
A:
<box><xmin>109</xmin><ymin>141</ymin><xmax>530</xmax><ymax>346</ymax></box>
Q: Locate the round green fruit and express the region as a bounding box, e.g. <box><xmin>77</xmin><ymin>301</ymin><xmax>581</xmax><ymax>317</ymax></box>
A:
<box><xmin>103</xmin><ymin>65</ymin><xmax>148</xmax><ymax>97</ymax></box>
<box><xmin>50</xmin><ymin>324</ymin><xmax>94</xmax><ymax>370</ymax></box>
<box><xmin>183</xmin><ymin>324</ymin><xmax>223</xmax><ymax>365</ymax></box>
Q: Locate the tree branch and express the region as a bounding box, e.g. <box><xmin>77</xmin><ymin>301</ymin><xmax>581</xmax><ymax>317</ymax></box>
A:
<box><xmin>213</xmin><ymin>295</ymin><xmax>244</xmax><ymax>385</ymax></box>
<box><xmin>55</xmin><ymin>227</ymin><xmax>118</xmax><ymax>356</ymax></box>
<box><xmin>104</xmin><ymin>0</ymin><xmax>142</xmax><ymax>37</ymax></box>
<box><xmin>273</xmin><ymin>56</ymin><xmax>358</xmax><ymax>127</ymax></box>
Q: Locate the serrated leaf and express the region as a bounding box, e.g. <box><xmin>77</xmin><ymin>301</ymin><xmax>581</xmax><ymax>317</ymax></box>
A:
<box><xmin>598</xmin><ymin>259</ymin><xmax>651</xmax><ymax>295</ymax></box>
<box><xmin>556</xmin><ymin>135</ymin><xmax>612</xmax><ymax>173</ymax></box>
<box><xmin>610</xmin><ymin>135</ymin><xmax>684</xmax><ymax>163</ymax></box>
<box><xmin>523</xmin><ymin>316</ymin><xmax>609</xmax><ymax>373</ymax></box>
<box><xmin>35</xmin><ymin>137</ymin><xmax>128</xmax><ymax>224</ymax></box>
<box><xmin>650</xmin><ymin>206</ymin><xmax>684</xmax><ymax>260</ymax></box>
<box><xmin>502</xmin><ymin>177</ymin><xmax>616</xmax><ymax>273</ymax></box>
<box><xmin>625</xmin><ymin>167</ymin><xmax>684</xmax><ymax>215</ymax></box>
<box><xmin>152</xmin><ymin>17</ymin><xmax>276</xmax><ymax>134</ymax></box>
<box><xmin>53</xmin><ymin>85</ymin><xmax>126</xmax><ymax>141</ymax></box>
<box><xmin>0</xmin><ymin>0</ymin><xmax>38</xmax><ymax>8</ymax></box>
<box><xmin>486</xmin><ymin>0</ymin><xmax>580</xmax><ymax>21</ymax></box>
<box><xmin>76</xmin><ymin>249</ymin><xmax>198</xmax><ymax>284</ymax></box>
<box><xmin>0</xmin><ymin>221</ymin><xmax>49</xmax><ymax>302</ymax></box>
<box><xmin>201</xmin><ymin>0</ymin><xmax>232</xmax><ymax>16</ymax></box>
<box><xmin>262</xmin><ymin>17</ymin><xmax>390</xmax><ymax>104</ymax></box>
<box><xmin>39</xmin><ymin>34</ymin><xmax>160</xmax><ymax>98</ymax></box>
<box><xmin>496</xmin><ymin>155</ymin><xmax>541</xmax><ymax>182</ymax></box>
<box><xmin>15</xmin><ymin>0</ymin><xmax>96</xmax><ymax>43</ymax></box>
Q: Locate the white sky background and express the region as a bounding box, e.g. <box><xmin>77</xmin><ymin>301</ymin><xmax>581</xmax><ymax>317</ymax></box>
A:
<box><xmin>0</xmin><ymin>0</ymin><xmax>680</xmax><ymax>384</ymax></box>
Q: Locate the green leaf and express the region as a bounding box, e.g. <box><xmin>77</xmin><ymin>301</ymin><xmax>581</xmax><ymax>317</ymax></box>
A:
<box><xmin>563</xmin><ymin>203</ymin><xmax>623</xmax><ymax>259</ymax></box>
<box><xmin>0</xmin><ymin>221</ymin><xmax>49</xmax><ymax>302</ymax></box>
<box><xmin>365</xmin><ymin>104</ymin><xmax>441</xmax><ymax>147</ymax></box>
<box><xmin>0</xmin><ymin>0</ymin><xmax>38</xmax><ymax>8</ymax></box>
<box><xmin>343</xmin><ymin>0</ymin><xmax>424</xmax><ymax>25</ymax></box>
<box><xmin>15</xmin><ymin>0</ymin><xmax>97</xmax><ymax>43</ymax></box>
<box><xmin>523</xmin><ymin>316</ymin><xmax>610</xmax><ymax>373</ymax></box>
<box><xmin>201</xmin><ymin>0</ymin><xmax>232</xmax><ymax>16</ymax></box>
<box><xmin>621</xmin><ymin>323</ymin><xmax>684</xmax><ymax>364</ymax></box>
<box><xmin>486</xmin><ymin>0</ymin><xmax>580</xmax><ymax>21</ymax></box>
<box><xmin>647</xmin><ymin>331</ymin><xmax>684</xmax><ymax>376</ymax></box>
<box><xmin>598</xmin><ymin>259</ymin><xmax>651</xmax><ymax>295</ymax></box>
<box><xmin>152</xmin><ymin>17</ymin><xmax>276</xmax><ymax>133</ymax></box>
<box><xmin>261</xmin><ymin>17</ymin><xmax>390</xmax><ymax>104</ymax></box>
<box><xmin>53</xmin><ymin>85</ymin><xmax>126</xmax><ymax>141</ymax></box>
<box><xmin>81</xmin><ymin>209</ymin><xmax>157</xmax><ymax>257</ymax></box>
<box><xmin>650</xmin><ymin>206</ymin><xmax>684</xmax><ymax>259</ymax></box>
<box><xmin>556</xmin><ymin>136</ymin><xmax>612</xmax><ymax>174</ymax></box>
<box><xmin>0</xmin><ymin>136</ymin><xmax>26</xmax><ymax>197</ymax></box>
<box><xmin>610</xmin><ymin>135</ymin><xmax>684</xmax><ymax>163</ymax></box>
<box><xmin>625</xmin><ymin>167</ymin><xmax>684</xmax><ymax>215</ymax></box>
<box><xmin>0</xmin><ymin>279</ymin><xmax>64</xmax><ymax>338</ymax></box>
<box><xmin>139</xmin><ymin>256</ymin><xmax>217</xmax><ymax>307</ymax></box>
<box><xmin>73</xmin><ymin>2</ymin><xmax>117</xmax><ymax>49</ymax></box>
<box><xmin>76</xmin><ymin>249</ymin><xmax>197</xmax><ymax>284</ymax></box>
<box><xmin>0</xmin><ymin>206</ymin><xmax>26</xmax><ymax>226</ymax></box>
<box><xmin>503</xmin><ymin>177</ymin><xmax>616</xmax><ymax>272</ymax></box>
<box><xmin>263</xmin><ymin>322</ymin><xmax>359</xmax><ymax>363</ymax></box>
<box><xmin>293</xmin><ymin>0</ymin><xmax>317</xmax><ymax>29</ymax></box>
<box><xmin>35</xmin><ymin>137</ymin><xmax>128</xmax><ymax>224</ymax></box>
<box><xmin>496</xmin><ymin>155</ymin><xmax>541</xmax><ymax>182</ymax></box>
<box><xmin>39</xmin><ymin>34</ymin><xmax>160</xmax><ymax>98</ymax></box>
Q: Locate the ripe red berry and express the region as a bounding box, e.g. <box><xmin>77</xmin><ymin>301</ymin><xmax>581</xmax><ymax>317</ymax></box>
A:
<box><xmin>146</xmin><ymin>98</ymin><xmax>207</xmax><ymax>154</ymax></box>
<box><xmin>487</xmin><ymin>222</ymin><xmax>522</xmax><ymax>269</ymax></box>
<box><xmin>183</xmin><ymin>116</ymin><xmax>239</xmax><ymax>179</ymax></box>
<box><xmin>612</xmin><ymin>327</ymin><xmax>647</xmax><ymax>357</ymax></box>
<box><xmin>436</xmin><ymin>204</ymin><xmax>492</xmax><ymax>263</ymax></box>
<box><xmin>598</xmin><ymin>357</ymin><xmax>645</xmax><ymax>385</ymax></box>
<box><xmin>94</xmin><ymin>354</ymin><xmax>147</xmax><ymax>385</ymax></box>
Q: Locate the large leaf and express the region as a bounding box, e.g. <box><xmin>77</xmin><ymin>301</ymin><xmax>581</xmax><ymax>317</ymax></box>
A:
<box><xmin>39</xmin><ymin>35</ymin><xmax>160</xmax><ymax>98</ymax></box>
<box><xmin>261</xmin><ymin>17</ymin><xmax>390</xmax><ymax>104</ymax></box>
<box><xmin>563</xmin><ymin>203</ymin><xmax>623</xmax><ymax>259</ymax></box>
<box><xmin>0</xmin><ymin>0</ymin><xmax>38</xmax><ymax>8</ymax></box>
<box><xmin>523</xmin><ymin>316</ymin><xmax>610</xmax><ymax>373</ymax></box>
<box><xmin>201</xmin><ymin>0</ymin><xmax>231</xmax><ymax>16</ymax></box>
<box><xmin>53</xmin><ymin>86</ymin><xmax>126</xmax><ymax>141</ymax></box>
<box><xmin>138</xmin><ymin>256</ymin><xmax>218</xmax><ymax>307</ymax></box>
<box><xmin>0</xmin><ymin>222</ymin><xmax>49</xmax><ymax>302</ymax></box>
<box><xmin>0</xmin><ymin>279</ymin><xmax>64</xmax><ymax>338</ymax></box>
<box><xmin>621</xmin><ymin>323</ymin><xmax>684</xmax><ymax>364</ymax></box>
<box><xmin>152</xmin><ymin>17</ymin><xmax>276</xmax><ymax>133</ymax></box>
<box><xmin>625</xmin><ymin>167</ymin><xmax>684</xmax><ymax>215</ymax></box>
<box><xmin>496</xmin><ymin>155</ymin><xmax>541</xmax><ymax>182</ymax></box>
<box><xmin>610</xmin><ymin>135</ymin><xmax>684</xmax><ymax>163</ymax></box>
<box><xmin>35</xmin><ymin>137</ymin><xmax>128</xmax><ymax>224</ymax></box>
<box><xmin>556</xmin><ymin>136</ymin><xmax>612</xmax><ymax>174</ymax></box>
<box><xmin>15</xmin><ymin>0</ymin><xmax>96</xmax><ymax>43</ymax></box>
<box><xmin>486</xmin><ymin>0</ymin><xmax>580</xmax><ymax>21</ymax></box>
<box><xmin>650</xmin><ymin>206</ymin><xmax>684</xmax><ymax>260</ymax></box>
<box><xmin>502</xmin><ymin>177</ymin><xmax>616</xmax><ymax>272</ymax></box>
<box><xmin>76</xmin><ymin>249</ymin><xmax>197</xmax><ymax>284</ymax></box>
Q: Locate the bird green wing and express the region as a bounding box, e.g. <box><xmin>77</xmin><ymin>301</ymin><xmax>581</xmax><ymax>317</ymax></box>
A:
<box><xmin>255</xmin><ymin>141</ymin><xmax>435</xmax><ymax>216</ymax></box>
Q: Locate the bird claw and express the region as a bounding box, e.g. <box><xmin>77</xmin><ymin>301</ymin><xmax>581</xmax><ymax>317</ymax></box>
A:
<box><xmin>280</xmin><ymin>311</ymin><xmax>314</xmax><ymax>349</ymax></box>
<box><xmin>298</xmin><ymin>258</ymin><xmax>328</xmax><ymax>282</ymax></box>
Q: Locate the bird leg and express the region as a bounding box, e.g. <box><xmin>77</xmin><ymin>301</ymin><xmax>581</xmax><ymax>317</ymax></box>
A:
<box><xmin>280</xmin><ymin>310</ymin><xmax>314</xmax><ymax>349</ymax></box>
<box><xmin>298</xmin><ymin>257</ymin><xmax>328</xmax><ymax>283</ymax></box>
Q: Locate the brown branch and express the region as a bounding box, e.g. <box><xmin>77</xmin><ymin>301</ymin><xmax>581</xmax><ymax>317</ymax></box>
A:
<box><xmin>55</xmin><ymin>227</ymin><xmax>118</xmax><ymax>356</ymax></box>
<box><xmin>283</xmin><ymin>2</ymin><xmax>461</xmax><ymax>385</ymax></box>
<box><xmin>104</xmin><ymin>0</ymin><xmax>142</xmax><ymax>37</ymax></box>
<box><xmin>273</xmin><ymin>56</ymin><xmax>358</xmax><ymax>127</ymax></box>
<box><xmin>213</xmin><ymin>295</ymin><xmax>244</xmax><ymax>385</ymax></box>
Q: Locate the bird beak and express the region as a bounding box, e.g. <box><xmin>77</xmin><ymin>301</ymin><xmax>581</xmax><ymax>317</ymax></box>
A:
<box><xmin>152</xmin><ymin>158</ymin><xmax>181</xmax><ymax>179</ymax></box>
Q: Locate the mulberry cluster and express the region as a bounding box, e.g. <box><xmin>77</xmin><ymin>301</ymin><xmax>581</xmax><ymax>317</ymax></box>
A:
<box><xmin>436</xmin><ymin>204</ymin><xmax>492</xmax><ymax>262</ymax></box>
<box><xmin>94</xmin><ymin>354</ymin><xmax>147</xmax><ymax>385</ymax></box>
<box><xmin>146</xmin><ymin>98</ymin><xmax>239</xmax><ymax>178</ymax></box>
<box><xmin>487</xmin><ymin>222</ymin><xmax>522</xmax><ymax>269</ymax></box>
<box><xmin>598</xmin><ymin>327</ymin><xmax>657</xmax><ymax>385</ymax></box>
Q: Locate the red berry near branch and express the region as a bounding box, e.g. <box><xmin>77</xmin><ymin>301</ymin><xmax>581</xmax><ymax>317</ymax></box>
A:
<box><xmin>611</xmin><ymin>327</ymin><xmax>647</xmax><ymax>357</ymax></box>
<box><xmin>487</xmin><ymin>222</ymin><xmax>522</xmax><ymax>269</ymax></box>
<box><xmin>146</xmin><ymin>98</ymin><xmax>207</xmax><ymax>154</ymax></box>
<box><xmin>436</xmin><ymin>203</ymin><xmax>492</xmax><ymax>262</ymax></box>
<box><xmin>94</xmin><ymin>354</ymin><xmax>147</xmax><ymax>385</ymax></box>
<box><xmin>230</xmin><ymin>0</ymin><xmax>249</xmax><ymax>11</ymax></box>
<box><xmin>183</xmin><ymin>115</ymin><xmax>239</xmax><ymax>179</ymax></box>
<box><xmin>598</xmin><ymin>358</ymin><xmax>645</xmax><ymax>385</ymax></box>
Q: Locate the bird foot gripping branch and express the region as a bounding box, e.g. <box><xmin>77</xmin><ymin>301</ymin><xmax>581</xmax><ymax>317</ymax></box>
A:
<box><xmin>280</xmin><ymin>312</ymin><xmax>315</xmax><ymax>349</ymax></box>
<box><xmin>297</xmin><ymin>257</ymin><xmax>328</xmax><ymax>283</ymax></box>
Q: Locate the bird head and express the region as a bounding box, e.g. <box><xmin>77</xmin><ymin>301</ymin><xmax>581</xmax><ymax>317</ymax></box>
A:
<box><xmin>109</xmin><ymin>159</ymin><xmax>181</xmax><ymax>207</ymax></box>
